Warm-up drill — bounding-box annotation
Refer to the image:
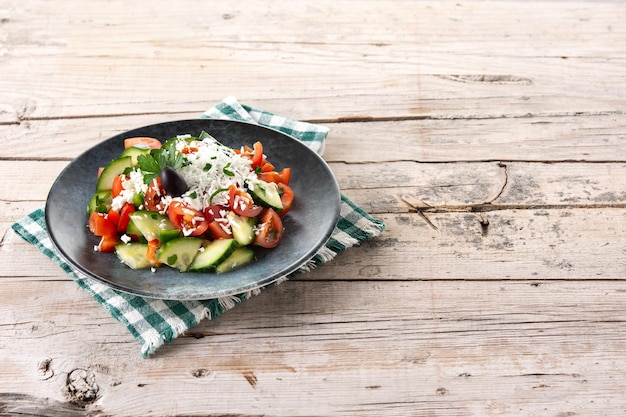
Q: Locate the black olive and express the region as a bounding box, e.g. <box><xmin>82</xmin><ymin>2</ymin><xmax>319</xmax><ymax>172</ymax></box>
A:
<box><xmin>160</xmin><ymin>166</ymin><xmax>189</xmax><ymax>197</ymax></box>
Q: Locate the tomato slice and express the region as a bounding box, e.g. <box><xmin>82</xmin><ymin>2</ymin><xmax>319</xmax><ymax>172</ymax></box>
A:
<box><xmin>207</xmin><ymin>220</ymin><xmax>232</xmax><ymax>239</ymax></box>
<box><xmin>144</xmin><ymin>177</ymin><xmax>167</xmax><ymax>212</ymax></box>
<box><xmin>124</xmin><ymin>137</ymin><xmax>162</xmax><ymax>149</ymax></box>
<box><xmin>253</xmin><ymin>208</ymin><xmax>283</xmax><ymax>248</ymax></box>
<box><xmin>260</xmin><ymin>161</ymin><xmax>275</xmax><ymax>172</ymax></box>
<box><xmin>106</xmin><ymin>209</ymin><xmax>121</xmax><ymax>229</ymax></box>
<box><xmin>89</xmin><ymin>211</ymin><xmax>117</xmax><ymax>237</ymax></box>
<box><xmin>168</xmin><ymin>201</ymin><xmax>210</xmax><ymax>237</ymax></box>
<box><xmin>118</xmin><ymin>203</ymin><xmax>136</xmax><ymax>232</ymax></box>
<box><xmin>228</xmin><ymin>185</ymin><xmax>263</xmax><ymax>218</ymax></box>
<box><xmin>97</xmin><ymin>235</ymin><xmax>119</xmax><ymax>253</ymax></box>
<box><xmin>203</xmin><ymin>204</ymin><xmax>227</xmax><ymax>223</ymax></box>
<box><xmin>112</xmin><ymin>175</ymin><xmax>125</xmax><ymax>198</ymax></box>
<box><xmin>276</xmin><ymin>183</ymin><xmax>294</xmax><ymax>217</ymax></box>
<box><xmin>259</xmin><ymin>167</ymin><xmax>290</xmax><ymax>185</ymax></box>
<box><xmin>251</xmin><ymin>141</ymin><xmax>264</xmax><ymax>168</ymax></box>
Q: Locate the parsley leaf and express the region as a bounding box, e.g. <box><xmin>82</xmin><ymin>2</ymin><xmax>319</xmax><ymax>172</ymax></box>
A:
<box><xmin>136</xmin><ymin>142</ymin><xmax>185</xmax><ymax>184</ymax></box>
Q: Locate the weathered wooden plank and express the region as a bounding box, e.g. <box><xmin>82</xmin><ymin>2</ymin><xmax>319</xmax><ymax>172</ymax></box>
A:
<box><xmin>1</xmin><ymin>1</ymin><xmax>625</xmax><ymax>122</ymax></box>
<box><xmin>4</xmin><ymin>160</ymin><xmax>626</xmax><ymax>210</ymax></box>
<box><xmin>3</xmin><ymin>207</ymin><xmax>626</xmax><ymax>280</ymax></box>
<box><xmin>3</xmin><ymin>114</ymin><xmax>626</xmax><ymax>162</ymax></box>
<box><xmin>1</xmin><ymin>279</ymin><xmax>626</xmax><ymax>416</ymax></box>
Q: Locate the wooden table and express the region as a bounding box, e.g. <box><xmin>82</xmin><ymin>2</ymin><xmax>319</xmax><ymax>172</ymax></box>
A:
<box><xmin>2</xmin><ymin>1</ymin><xmax>626</xmax><ymax>415</ymax></box>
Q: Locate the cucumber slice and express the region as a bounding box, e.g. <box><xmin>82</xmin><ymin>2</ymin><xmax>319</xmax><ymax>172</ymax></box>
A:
<box><xmin>96</xmin><ymin>156</ymin><xmax>132</xmax><ymax>191</ymax></box>
<box><xmin>120</xmin><ymin>146</ymin><xmax>150</xmax><ymax>166</ymax></box>
<box><xmin>158</xmin><ymin>228</ymin><xmax>182</xmax><ymax>243</ymax></box>
<box><xmin>248</xmin><ymin>180</ymin><xmax>283</xmax><ymax>212</ymax></box>
<box><xmin>157</xmin><ymin>237</ymin><xmax>203</xmax><ymax>272</ymax></box>
<box><xmin>115</xmin><ymin>242</ymin><xmax>152</xmax><ymax>269</ymax></box>
<box><xmin>188</xmin><ymin>238</ymin><xmax>237</xmax><ymax>272</ymax></box>
<box><xmin>125</xmin><ymin>218</ymin><xmax>142</xmax><ymax>238</ymax></box>
<box><xmin>227</xmin><ymin>211</ymin><xmax>256</xmax><ymax>246</ymax></box>
<box><xmin>128</xmin><ymin>211</ymin><xmax>178</xmax><ymax>241</ymax></box>
<box><xmin>215</xmin><ymin>247</ymin><xmax>256</xmax><ymax>273</ymax></box>
<box><xmin>87</xmin><ymin>190</ymin><xmax>112</xmax><ymax>214</ymax></box>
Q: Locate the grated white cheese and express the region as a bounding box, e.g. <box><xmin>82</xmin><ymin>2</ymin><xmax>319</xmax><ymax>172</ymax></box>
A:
<box><xmin>111</xmin><ymin>169</ymin><xmax>148</xmax><ymax>211</ymax></box>
<box><xmin>173</xmin><ymin>136</ymin><xmax>259</xmax><ymax>211</ymax></box>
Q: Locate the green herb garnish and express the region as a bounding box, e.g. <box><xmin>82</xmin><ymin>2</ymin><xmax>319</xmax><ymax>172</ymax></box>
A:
<box><xmin>136</xmin><ymin>142</ymin><xmax>185</xmax><ymax>184</ymax></box>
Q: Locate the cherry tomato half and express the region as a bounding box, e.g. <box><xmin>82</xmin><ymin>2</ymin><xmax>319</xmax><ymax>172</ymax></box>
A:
<box><xmin>112</xmin><ymin>175</ymin><xmax>125</xmax><ymax>198</ymax></box>
<box><xmin>259</xmin><ymin>167</ymin><xmax>290</xmax><ymax>185</ymax></box>
<box><xmin>203</xmin><ymin>204</ymin><xmax>227</xmax><ymax>223</ymax></box>
<box><xmin>144</xmin><ymin>177</ymin><xmax>167</xmax><ymax>212</ymax></box>
<box><xmin>97</xmin><ymin>235</ymin><xmax>119</xmax><ymax>253</ymax></box>
<box><xmin>276</xmin><ymin>183</ymin><xmax>294</xmax><ymax>217</ymax></box>
<box><xmin>207</xmin><ymin>220</ymin><xmax>232</xmax><ymax>239</ymax></box>
<box><xmin>253</xmin><ymin>208</ymin><xmax>283</xmax><ymax>248</ymax></box>
<box><xmin>89</xmin><ymin>211</ymin><xmax>117</xmax><ymax>237</ymax></box>
<box><xmin>118</xmin><ymin>203</ymin><xmax>136</xmax><ymax>232</ymax></box>
<box><xmin>228</xmin><ymin>185</ymin><xmax>263</xmax><ymax>218</ymax></box>
<box><xmin>168</xmin><ymin>201</ymin><xmax>210</xmax><ymax>237</ymax></box>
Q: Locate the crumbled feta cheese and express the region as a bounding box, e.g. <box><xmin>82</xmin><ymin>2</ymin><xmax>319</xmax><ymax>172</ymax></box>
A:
<box><xmin>111</xmin><ymin>170</ymin><xmax>148</xmax><ymax>211</ymax></box>
<box><xmin>120</xmin><ymin>234</ymin><xmax>132</xmax><ymax>244</ymax></box>
<box><xmin>171</xmin><ymin>136</ymin><xmax>258</xmax><ymax>211</ymax></box>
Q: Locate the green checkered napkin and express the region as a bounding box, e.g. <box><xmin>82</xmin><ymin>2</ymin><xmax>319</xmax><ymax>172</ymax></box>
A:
<box><xmin>11</xmin><ymin>97</ymin><xmax>385</xmax><ymax>357</ymax></box>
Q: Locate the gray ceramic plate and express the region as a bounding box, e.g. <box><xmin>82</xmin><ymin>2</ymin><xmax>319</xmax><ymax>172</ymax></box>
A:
<box><xmin>45</xmin><ymin>119</ymin><xmax>341</xmax><ymax>300</ymax></box>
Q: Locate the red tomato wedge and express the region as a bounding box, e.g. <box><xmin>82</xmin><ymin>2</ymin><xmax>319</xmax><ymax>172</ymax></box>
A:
<box><xmin>168</xmin><ymin>201</ymin><xmax>210</xmax><ymax>237</ymax></box>
<box><xmin>97</xmin><ymin>235</ymin><xmax>119</xmax><ymax>253</ymax></box>
<box><xmin>207</xmin><ymin>220</ymin><xmax>232</xmax><ymax>239</ymax></box>
<box><xmin>203</xmin><ymin>204</ymin><xmax>226</xmax><ymax>223</ymax></box>
<box><xmin>111</xmin><ymin>175</ymin><xmax>125</xmax><ymax>198</ymax></box>
<box><xmin>259</xmin><ymin>167</ymin><xmax>290</xmax><ymax>185</ymax></box>
<box><xmin>228</xmin><ymin>185</ymin><xmax>263</xmax><ymax>218</ymax></box>
<box><xmin>124</xmin><ymin>137</ymin><xmax>162</xmax><ymax>149</ymax></box>
<box><xmin>106</xmin><ymin>209</ymin><xmax>121</xmax><ymax>229</ymax></box>
<box><xmin>251</xmin><ymin>141</ymin><xmax>264</xmax><ymax>168</ymax></box>
<box><xmin>253</xmin><ymin>208</ymin><xmax>283</xmax><ymax>248</ymax></box>
<box><xmin>89</xmin><ymin>211</ymin><xmax>117</xmax><ymax>237</ymax></box>
<box><xmin>118</xmin><ymin>203</ymin><xmax>136</xmax><ymax>232</ymax></box>
<box><xmin>276</xmin><ymin>183</ymin><xmax>294</xmax><ymax>217</ymax></box>
<box><xmin>144</xmin><ymin>177</ymin><xmax>166</xmax><ymax>212</ymax></box>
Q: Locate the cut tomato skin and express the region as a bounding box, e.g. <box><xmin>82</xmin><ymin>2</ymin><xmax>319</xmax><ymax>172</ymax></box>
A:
<box><xmin>144</xmin><ymin>177</ymin><xmax>166</xmax><ymax>212</ymax></box>
<box><xmin>106</xmin><ymin>209</ymin><xmax>121</xmax><ymax>229</ymax></box>
<box><xmin>276</xmin><ymin>183</ymin><xmax>294</xmax><ymax>217</ymax></box>
<box><xmin>89</xmin><ymin>211</ymin><xmax>117</xmax><ymax>237</ymax></box>
<box><xmin>207</xmin><ymin>220</ymin><xmax>232</xmax><ymax>239</ymax></box>
<box><xmin>203</xmin><ymin>204</ymin><xmax>226</xmax><ymax>223</ymax></box>
<box><xmin>118</xmin><ymin>203</ymin><xmax>136</xmax><ymax>232</ymax></box>
<box><xmin>251</xmin><ymin>141</ymin><xmax>264</xmax><ymax>168</ymax></box>
<box><xmin>168</xmin><ymin>201</ymin><xmax>210</xmax><ymax>237</ymax></box>
<box><xmin>124</xmin><ymin>137</ymin><xmax>162</xmax><ymax>149</ymax></box>
<box><xmin>111</xmin><ymin>175</ymin><xmax>125</xmax><ymax>198</ymax></box>
<box><xmin>98</xmin><ymin>235</ymin><xmax>119</xmax><ymax>253</ymax></box>
<box><xmin>253</xmin><ymin>208</ymin><xmax>283</xmax><ymax>248</ymax></box>
<box><xmin>259</xmin><ymin>167</ymin><xmax>290</xmax><ymax>185</ymax></box>
<box><xmin>228</xmin><ymin>185</ymin><xmax>263</xmax><ymax>218</ymax></box>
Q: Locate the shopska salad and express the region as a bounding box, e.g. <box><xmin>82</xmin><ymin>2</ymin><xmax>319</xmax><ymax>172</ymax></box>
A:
<box><xmin>87</xmin><ymin>131</ymin><xmax>293</xmax><ymax>273</ymax></box>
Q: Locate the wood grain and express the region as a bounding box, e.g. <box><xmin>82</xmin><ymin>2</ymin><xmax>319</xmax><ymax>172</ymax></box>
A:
<box><xmin>2</xmin><ymin>0</ymin><xmax>626</xmax><ymax>415</ymax></box>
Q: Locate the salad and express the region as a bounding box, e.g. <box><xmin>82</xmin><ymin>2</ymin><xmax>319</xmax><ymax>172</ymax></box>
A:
<box><xmin>87</xmin><ymin>131</ymin><xmax>293</xmax><ymax>273</ymax></box>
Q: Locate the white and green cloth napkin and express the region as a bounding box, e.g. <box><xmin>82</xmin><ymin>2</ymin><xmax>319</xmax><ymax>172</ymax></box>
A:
<box><xmin>11</xmin><ymin>97</ymin><xmax>385</xmax><ymax>357</ymax></box>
